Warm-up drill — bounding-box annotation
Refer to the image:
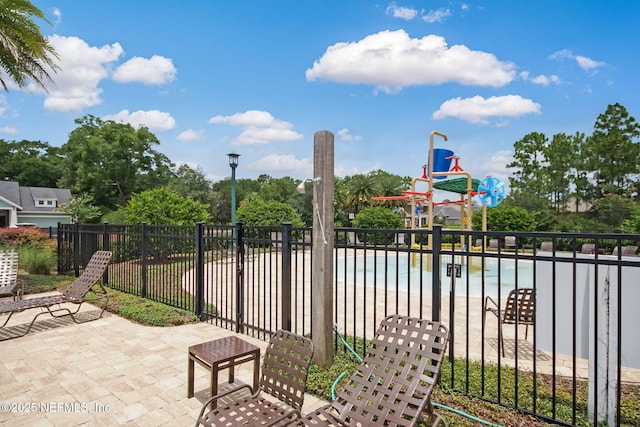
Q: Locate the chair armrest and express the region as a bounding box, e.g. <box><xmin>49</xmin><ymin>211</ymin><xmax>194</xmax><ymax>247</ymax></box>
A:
<box><xmin>484</xmin><ymin>295</ymin><xmax>499</xmax><ymax>312</ymax></box>
<box><xmin>196</xmin><ymin>383</ymin><xmax>253</xmax><ymax>422</ymax></box>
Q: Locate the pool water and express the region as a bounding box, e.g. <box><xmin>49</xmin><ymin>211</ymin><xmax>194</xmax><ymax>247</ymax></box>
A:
<box><xmin>335</xmin><ymin>253</ymin><xmax>534</xmax><ymax>297</ymax></box>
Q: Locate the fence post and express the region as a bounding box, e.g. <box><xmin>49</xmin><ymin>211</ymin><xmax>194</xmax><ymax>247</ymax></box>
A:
<box><xmin>102</xmin><ymin>222</ymin><xmax>110</xmax><ymax>284</ymax></box>
<box><xmin>281</xmin><ymin>222</ymin><xmax>292</xmax><ymax>331</ymax></box>
<box><xmin>235</xmin><ymin>220</ymin><xmax>245</xmax><ymax>333</ymax></box>
<box><xmin>57</xmin><ymin>222</ymin><xmax>62</xmax><ymax>274</ymax></box>
<box><xmin>195</xmin><ymin>222</ymin><xmax>205</xmax><ymax>318</ymax></box>
<box><xmin>73</xmin><ymin>222</ymin><xmax>80</xmax><ymax>277</ymax></box>
<box><xmin>431</xmin><ymin>224</ymin><xmax>442</xmax><ymax>322</ymax></box>
<box><xmin>141</xmin><ymin>222</ymin><xmax>148</xmax><ymax>298</ymax></box>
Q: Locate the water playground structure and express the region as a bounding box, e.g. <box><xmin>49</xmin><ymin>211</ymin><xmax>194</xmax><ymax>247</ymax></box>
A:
<box><xmin>372</xmin><ymin>130</ymin><xmax>505</xmax><ymax>244</ymax></box>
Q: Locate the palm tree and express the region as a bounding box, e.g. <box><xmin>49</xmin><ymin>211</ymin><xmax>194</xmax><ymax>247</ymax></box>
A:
<box><xmin>0</xmin><ymin>0</ymin><xmax>59</xmax><ymax>91</ymax></box>
<box><xmin>345</xmin><ymin>173</ymin><xmax>381</xmax><ymax>213</ymax></box>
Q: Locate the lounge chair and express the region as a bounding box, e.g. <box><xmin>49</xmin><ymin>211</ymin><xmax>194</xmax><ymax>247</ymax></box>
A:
<box><xmin>488</xmin><ymin>239</ymin><xmax>500</xmax><ymax>250</ymax></box>
<box><xmin>539</xmin><ymin>241</ymin><xmax>554</xmax><ymax>252</ymax></box>
<box><xmin>195</xmin><ymin>329</ymin><xmax>314</xmax><ymax>427</ymax></box>
<box><xmin>612</xmin><ymin>245</ymin><xmax>638</xmax><ymax>256</ymax></box>
<box><xmin>505</xmin><ymin>236</ymin><xmax>516</xmax><ymax>249</ymax></box>
<box><xmin>581</xmin><ymin>243</ymin><xmax>595</xmax><ymax>254</ymax></box>
<box><xmin>0</xmin><ymin>249</ymin><xmax>21</xmax><ymax>300</ymax></box>
<box><xmin>293</xmin><ymin>314</ymin><xmax>450</xmax><ymax>427</ymax></box>
<box><xmin>484</xmin><ymin>288</ymin><xmax>535</xmax><ymax>357</ymax></box>
<box><xmin>0</xmin><ymin>250</ymin><xmax>112</xmax><ymax>340</ymax></box>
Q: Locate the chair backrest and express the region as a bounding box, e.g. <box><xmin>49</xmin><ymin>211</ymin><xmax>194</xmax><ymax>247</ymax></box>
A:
<box><xmin>502</xmin><ymin>288</ymin><xmax>535</xmax><ymax>325</ymax></box>
<box><xmin>581</xmin><ymin>243</ymin><xmax>595</xmax><ymax>254</ymax></box>
<box><xmin>505</xmin><ymin>236</ymin><xmax>516</xmax><ymax>248</ymax></box>
<box><xmin>260</xmin><ymin>329</ymin><xmax>314</xmax><ymax>411</ymax></box>
<box><xmin>489</xmin><ymin>239</ymin><xmax>499</xmax><ymax>249</ymax></box>
<box><xmin>0</xmin><ymin>249</ymin><xmax>19</xmax><ymax>288</ymax></box>
<box><xmin>540</xmin><ymin>241</ymin><xmax>553</xmax><ymax>252</ymax></box>
<box><xmin>63</xmin><ymin>251</ymin><xmax>112</xmax><ymax>301</ymax></box>
<box><xmin>622</xmin><ymin>245</ymin><xmax>638</xmax><ymax>256</ymax></box>
<box><xmin>331</xmin><ymin>315</ymin><xmax>449</xmax><ymax>427</ymax></box>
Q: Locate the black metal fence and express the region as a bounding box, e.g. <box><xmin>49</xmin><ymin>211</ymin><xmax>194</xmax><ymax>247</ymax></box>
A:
<box><xmin>58</xmin><ymin>222</ymin><xmax>640</xmax><ymax>426</ymax></box>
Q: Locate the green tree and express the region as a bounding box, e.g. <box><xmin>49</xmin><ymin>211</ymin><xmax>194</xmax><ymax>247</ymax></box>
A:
<box><xmin>591</xmin><ymin>194</ymin><xmax>634</xmax><ymax>230</ymax></box>
<box><xmin>124</xmin><ymin>188</ymin><xmax>210</xmax><ymax>225</ymax></box>
<box><xmin>57</xmin><ymin>193</ymin><xmax>102</xmax><ymax>223</ymax></box>
<box><xmin>583</xmin><ymin>103</ymin><xmax>640</xmax><ymax>198</ymax></box>
<box><xmin>236</xmin><ymin>198</ymin><xmax>303</xmax><ymax>227</ymax></box>
<box><xmin>0</xmin><ymin>0</ymin><xmax>59</xmax><ymax>91</ymax></box>
<box><xmin>166</xmin><ymin>164</ymin><xmax>213</xmax><ymax>206</ymax></box>
<box><xmin>369</xmin><ymin>169</ymin><xmax>407</xmax><ymax>210</ymax></box>
<box><xmin>259</xmin><ymin>176</ymin><xmax>298</xmax><ymax>203</ymax></box>
<box><xmin>507</xmin><ymin>132</ymin><xmax>548</xmax><ymax>202</ymax></box>
<box><xmin>544</xmin><ymin>132</ymin><xmax>582</xmax><ymax>214</ymax></box>
<box><xmin>344</xmin><ymin>173</ymin><xmax>381</xmax><ymax>213</ymax></box>
<box><xmin>352</xmin><ymin>206</ymin><xmax>403</xmax><ymax>245</ymax></box>
<box><xmin>211</xmin><ymin>177</ymin><xmax>262</xmax><ymax>224</ymax></box>
<box><xmin>471</xmin><ymin>202</ymin><xmax>537</xmax><ymax>232</ymax></box>
<box><xmin>0</xmin><ymin>139</ymin><xmax>62</xmax><ymax>186</ymax></box>
<box><xmin>60</xmin><ymin>115</ymin><xmax>175</xmax><ymax>210</ymax></box>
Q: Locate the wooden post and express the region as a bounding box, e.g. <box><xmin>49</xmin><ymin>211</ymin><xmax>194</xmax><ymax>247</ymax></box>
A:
<box><xmin>312</xmin><ymin>130</ymin><xmax>334</xmax><ymax>368</ymax></box>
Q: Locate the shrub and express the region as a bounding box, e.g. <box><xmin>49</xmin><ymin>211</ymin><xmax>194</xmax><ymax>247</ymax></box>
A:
<box><xmin>352</xmin><ymin>207</ymin><xmax>403</xmax><ymax>245</ymax></box>
<box><xmin>19</xmin><ymin>245</ymin><xmax>56</xmax><ymax>275</ymax></box>
<box><xmin>0</xmin><ymin>227</ymin><xmax>50</xmax><ymax>247</ymax></box>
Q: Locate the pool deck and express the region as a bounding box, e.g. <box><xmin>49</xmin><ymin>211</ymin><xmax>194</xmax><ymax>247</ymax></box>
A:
<box><xmin>0</xmin><ymin>297</ymin><xmax>326</xmax><ymax>426</ymax></box>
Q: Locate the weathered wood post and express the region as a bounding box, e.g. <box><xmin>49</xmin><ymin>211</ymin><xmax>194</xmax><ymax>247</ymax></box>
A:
<box><xmin>312</xmin><ymin>130</ymin><xmax>334</xmax><ymax>368</ymax></box>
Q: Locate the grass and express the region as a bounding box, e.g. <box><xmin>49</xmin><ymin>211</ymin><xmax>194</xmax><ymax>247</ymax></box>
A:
<box><xmin>19</xmin><ymin>273</ymin><xmax>199</xmax><ymax>327</ymax></box>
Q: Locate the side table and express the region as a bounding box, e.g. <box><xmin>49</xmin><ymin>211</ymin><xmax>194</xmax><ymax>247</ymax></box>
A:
<box><xmin>187</xmin><ymin>335</ymin><xmax>261</xmax><ymax>409</ymax></box>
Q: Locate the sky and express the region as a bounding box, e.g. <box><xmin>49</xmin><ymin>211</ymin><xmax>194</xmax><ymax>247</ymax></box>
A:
<box><xmin>3</xmin><ymin>1</ymin><xmax>639</xmax><ymax>198</ymax></box>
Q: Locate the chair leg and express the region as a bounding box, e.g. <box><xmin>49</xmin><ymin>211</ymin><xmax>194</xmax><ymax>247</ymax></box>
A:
<box><xmin>525</xmin><ymin>324</ymin><xmax>529</xmax><ymax>340</ymax></box>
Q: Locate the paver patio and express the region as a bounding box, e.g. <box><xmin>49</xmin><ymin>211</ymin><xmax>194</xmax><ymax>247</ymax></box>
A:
<box><xmin>0</xmin><ymin>298</ymin><xmax>325</xmax><ymax>426</ymax></box>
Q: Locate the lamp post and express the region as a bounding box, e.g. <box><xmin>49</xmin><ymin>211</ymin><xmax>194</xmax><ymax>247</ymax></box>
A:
<box><xmin>227</xmin><ymin>153</ymin><xmax>240</xmax><ymax>242</ymax></box>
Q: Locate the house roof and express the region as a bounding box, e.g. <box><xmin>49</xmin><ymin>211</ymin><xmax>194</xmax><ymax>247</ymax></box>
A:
<box><xmin>0</xmin><ymin>181</ymin><xmax>71</xmax><ymax>212</ymax></box>
<box><xmin>0</xmin><ymin>181</ymin><xmax>21</xmax><ymax>207</ymax></box>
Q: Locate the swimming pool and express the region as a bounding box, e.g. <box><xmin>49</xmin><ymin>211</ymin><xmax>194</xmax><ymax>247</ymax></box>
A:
<box><xmin>335</xmin><ymin>252</ymin><xmax>534</xmax><ymax>297</ymax></box>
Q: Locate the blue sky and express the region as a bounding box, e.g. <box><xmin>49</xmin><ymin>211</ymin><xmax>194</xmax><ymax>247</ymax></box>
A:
<box><xmin>3</xmin><ymin>1</ymin><xmax>639</xmax><ymax>196</ymax></box>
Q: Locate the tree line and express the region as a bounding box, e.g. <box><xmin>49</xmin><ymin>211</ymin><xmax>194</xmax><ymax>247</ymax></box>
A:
<box><xmin>506</xmin><ymin>102</ymin><xmax>640</xmax><ymax>232</ymax></box>
<box><xmin>2</xmin><ymin>103</ymin><xmax>639</xmax><ymax>232</ymax></box>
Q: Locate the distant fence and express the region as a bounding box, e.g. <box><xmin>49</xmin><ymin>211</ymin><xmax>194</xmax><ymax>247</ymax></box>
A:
<box><xmin>58</xmin><ymin>222</ymin><xmax>640</xmax><ymax>426</ymax></box>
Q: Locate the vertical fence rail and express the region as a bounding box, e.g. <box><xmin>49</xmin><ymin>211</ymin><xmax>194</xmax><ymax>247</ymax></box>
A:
<box><xmin>281</xmin><ymin>222</ymin><xmax>292</xmax><ymax>331</ymax></box>
<box><xmin>235</xmin><ymin>220</ymin><xmax>245</xmax><ymax>333</ymax></box>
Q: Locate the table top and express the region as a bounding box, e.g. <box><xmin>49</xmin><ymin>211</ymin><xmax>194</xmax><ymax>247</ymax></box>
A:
<box><xmin>189</xmin><ymin>336</ymin><xmax>260</xmax><ymax>364</ymax></box>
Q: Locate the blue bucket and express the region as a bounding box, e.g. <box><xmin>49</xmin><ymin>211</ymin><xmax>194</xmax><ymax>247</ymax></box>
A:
<box><xmin>431</xmin><ymin>148</ymin><xmax>453</xmax><ymax>179</ymax></box>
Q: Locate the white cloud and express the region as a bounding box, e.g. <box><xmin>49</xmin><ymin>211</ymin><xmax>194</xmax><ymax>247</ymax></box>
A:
<box><xmin>112</xmin><ymin>55</ymin><xmax>177</xmax><ymax>85</ymax></box>
<box><xmin>575</xmin><ymin>55</ymin><xmax>605</xmax><ymax>71</ymax></box>
<box><xmin>247</xmin><ymin>153</ymin><xmax>312</xmax><ymax>174</ymax></box>
<box><xmin>42</xmin><ymin>35</ymin><xmax>124</xmax><ymax>112</ymax></box>
<box><xmin>209</xmin><ymin>110</ymin><xmax>303</xmax><ymax>146</ymax></box>
<box><xmin>386</xmin><ymin>3</ymin><xmax>418</xmax><ymax>20</ymax></box>
<box><xmin>306</xmin><ymin>30</ymin><xmax>516</xmax><ymax>91</ymax></box>
<box><xmin>51</xmin><ymin>7</ymin><xmax>62</xmax><ymax>27</ymax></box>
<box><xmin>102</xmin><ymin>109</ymin><xmax>176</xmax><ymax>131</ymax></box>
<box><xmin>423</xmin><ymin>8</ymin><xmax>451</xmax><ymax>23</ymax></box>
<box><xmin>337</xmin><ymin>128</ymin><xmax>361</xmax><ymax>141</ymax></box>
<box><xmin>550</xmin><ymin>49</ymin><xmax>606</xmax><ymax>72</ymax></box>
<box><xmin>432</xmin><ymin>95</ymin><xmax>541</xmax><ymax>125</ymax></box>
<box><xmin>520</xmin><ymin>71</ymin><xmax>560</xmax><ymax>86</ymax></box>
<box><xmin>0</xmin><ymin>126</ymin><xmax>17</xmax><ymax>134</ymax></box>
<box><xmin>177</xmin><ymin>129</ymin><xmax>204</xmax><ymax>141</ymax></box>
